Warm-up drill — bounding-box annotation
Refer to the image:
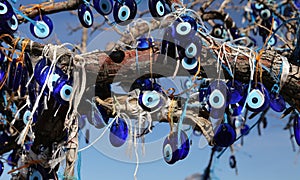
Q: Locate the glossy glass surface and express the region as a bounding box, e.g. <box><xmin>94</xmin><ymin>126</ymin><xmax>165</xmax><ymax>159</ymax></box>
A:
<box><xmin>213</xmin><ymin>123</ymin><xmax>236</xmax><ymax>147</ymax></box>
<box><xmin>245</xmin><ymin>82</ymin><xmax>270</xmax><ymax>112</ymax></box>
<box><xmin>113</xmin><ymin>0</ymin><xmax>137</xmax><ymax>25</ymax></box>
<box><xmin>293</xmin><ymin>115</ymin><xmax>300</xmax><ymax>146</ymax></box>
<box><xmin>30</xmin><ymin>15</ymin><xmax>54</xmax><ymax>39</ymax></box>
<box><xmin>53</xmin><ymin>76</ymin><xmax>73</xmax><ymax>104</ymax></box>
<box><xmin>227</xmin><ymin>80</ymin><xmax>244</xmax><ymax>104</ymax></box>
<box><xmin>78</xmin><ymin>4</ymin><xmax>94</xmax><ymax>28</ymax></box>
<box><xmin>93</xmin><ymin>0</ymin><xmax>113</xmax><ymax>15</ymax></box>
<box><xmin>109</xmin><ymin>118</ymin><xmax>128</xmax><ymax>147</ymax></box>
<box><xmin>148</xmin><ymin>0</ymin><xmax>169</xmax><ymax>18</ymax></box>
<box><xmin>269</xmin><ymin>93</ymin><xmax>286</xmax><ymax>112</ymax></box>
<box><xmin>0</xmin><ymin>0</ymin><xmax>13</xmax><ymax>20</ymax></box>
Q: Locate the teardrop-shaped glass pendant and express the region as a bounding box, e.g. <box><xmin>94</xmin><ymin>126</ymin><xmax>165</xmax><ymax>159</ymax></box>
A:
<box><xmin>171</xmin><ymin>15</ymin><xmax>197</xmax><ymax>42</ymax></box>
<box><xmin>211</xmin><ymin>24</ymin><xmax>226</xmax><ymax>39</ymax></box>
<box><xmin>269</xmin><ymin>93</ymin><xmax>286</xmax><ymax>112</ymax></box>
<box><xmin>53</xmin><ymin>76</ymin><xmax>73</xmax><ymax>104</ymax></box>
<box><xmin>246</xmin><ymin>82</ymin><xmax>270</xmax><ymax>112</ymax></box>
<box><xmin>30</xmin><ymin>15</ymin><xmax>53</xmax><ymax>39</ymax></box>
<box><xmin>93</xmin><ymin>0</ymin><xmax>113</xmax><ymax>15</ymax></box>
<box><xmin>148</xmin><ymin>0</ymin><xmax>169</xmax><ymax>18</ymax></box>
<box><xmin>227</xmin><ymin>80</ymin><xmax>244</xmax><ymax>104</ymax></box>
<box><xmin>7</xmin><ymin>58</ymin><xmax>16</xmax><ymax>90</ymax></box>
<box><xmin>138</xmin><ymin>90</ymin><xmax>163</xmax><ymax>112</ymax></box>
<box><xmin>293</xmin><ymin>115</ymin><xmax>300</xmax><ymax>146</ymax></box>
<box><xmin>178</xmin><ymin>130</ymin><xmax>190</xmax><ymax>160</ymax></box>
<box><xmin>0</xmin><ymin>0</ymin><xmax>13</xmax><ymax>20</ymax></box>
<box><xmin>13</xmin><ymin>62</ymin><xmax>23</xmax><ymax>91</ymax></box>
<box><xmin>113</xmin><ymin>0</ymin><xmax>137</xmax><ymax>25</ymax></box>
<box><xmin>137</xmin><ymin>36</ymin><xmax>153</xmax><ymax>51</ymax></box>
<box><xmin>78</xmin><ymin>4</ymin><xmax>94</xmax><ymax>28</ymax></box>
<box><xmin>240</xmin><ymin>124</ymin><xmax>250</xmax><ymax>135</ymax></box>
<box><xmin>109</xmin><ymin>118</ymin><xmax>128</xmax><ymax>147</ymax></box>
<box><xmin>213</xmin><ymin>123</ymin><xmax>236</xmax><ymax>147</ymax></box>
<box><xmin>162</xmin><ymin>133</ymin><xmax>178</xmax><ymax>164</ymax></box>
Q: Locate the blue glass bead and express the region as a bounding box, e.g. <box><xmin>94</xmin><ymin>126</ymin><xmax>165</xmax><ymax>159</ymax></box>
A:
<box><xmin>178</xmin><ymin>130</ymin><xmax>190</xmax><ymax>160</ymax></box>
<box><xmin>294</xmin><ymin>115</ymin><xmax>300</xmax><ymax>146</ymax></box>
<box><xmin>259</xmin><ymin>8</ymin><xmax>271</xmax><ymax>20</ymax></box>
<box><xmin>199</xmin><ymin>87</ymin><xmax>208</xmax><ymax>103</ymax></box>
<box><xmin>113</xmin><ymin>0</ymin><xmax>137</xmax><ymax>25</ymax></box>
<box><xmin>181</xmin><ymin>57</ymin><xmax>199</xmax><ymax>75</ymax></box>
<box><xmin>213</xmin><ymin>123</ymin><xmax>236</xmax><ymax>147</ymax></box>
<box><xmin>7</xmin><ymin>58</ymin><xmax>16</xmax><ymax>90</ymax></box>
<box><xmin>7</xmin><ymin>151</ymin><xmax>18</xmax><ymax>166</ymax></box>
<box><xmin>0</xmin><ymin>0</ymin><xmax>13</xmax><ymax>20</ymax></box>
<box><xmin>109</xmin><ymin>118</ymin><xmax>128</xmax><ymax>147</ymax></box>
<box><xmin>78</xmin><ymin>4</ymin><xmax>94</xmax><ymax>28</ymax></box>
<box><xmin>229</xmin><ymin>27</ymin><xmax>240</xmax><ymax>39</ymax></box>
<box><xmin>0</xmin><ymin>132</ymin><xmax>9</xmax><ymax>145</ymax></box>
<box><xmin>211</xmin><ymin>24</ymin><xmax>226</xmax><ymax>39</ymax></box>
<box><xmin>230</xmin><ymin>103</ymin><xmax>243</xmax><ymax>116</ymax></box>
<box><xmin>163</xmin><ymin>133</ymin><xmax>178</xmax><ymax>164</ymax></box>
<box><xmin>23</xmin><ymin>109</ymin><xmax>38</xmax><ymax>124</ymax></box>
<box><xmin>30</xmin><ymin>15</ymin><xmax>53</xmax><ymax>39</ymax></box>
<box><xmin>227</xmin><ymin>80</ymin><xmax>244</xmax><ymax>104</ymax></box>
<box><xmin>28</xmin><ymin>167</ymin><xmax>43</xmax><ymax>180</ymax></box>
<box><xmin>240</xmin><ymin>124</ymin><xmax>250</xmax><ymax>135</ymax></box>
<box><xmin>93</xmin><ymin>0</ymin><xmax>113</xmax><ymax>15</ymax></box>
<box><xmin>138</xmin><ymin>90</ymin><xmax>162</xmax><ymax>112</ymax></box>
<box><xmin>0</xmin><ymin>160</ymin><xmax>3</xmax><ymax>177</ymax></box>
<box><xmin>207</xmin><ymin>80</ymin><xmax>229</xmax><ymax>119</ymax></box>
<box><xmin>137</xmin><ymin>36</ymin><xmax>153</xmax><ymax>51</ymax></box>
<box><xmin>171</xmin><ymin>15</ymin><xmax>197</xmax><ymax>41</ymax></box>
<box><xmin>53</xmin><ymin>76</ymin><xmax>73</xmax><ymax>104</ymax></box>
<box><xmin>229</xmin><ymin>155</ymin><xmax>236</xmax><ymax>168</ymax></box>
<box><xmin>34</xmin><ymin>57</ymin><xmax>48</xmax><ymax>82</ymax></box>
<box><xmin>1</xmin><ymin>12</ymin><xmax>18</xmax><ymax>33</ymax></box>
<box><xmin>269</xmin><ymin>93</ymin><xmax>286</xmax><ymax>112</ymax></box>
<box><xmin>294</xmin><ymin>0</ymin><xmax>300</xmax><ymax>9</ymax></box>
<box><xmin>245</xmin><ymin>82</ymin><xmax>270</xmax><ymax>112</ymax></box>
<box><xmin>0</xmin><ymin>66</ymin><xmax>6</xmax><ymax>89</ymax></box>
<box><xmin>182</xmin><ymin>35</ymin><xmax>202</xmax><ymax>59</ymax></box>
<box><xmin>0</xmin><ymin>49</ymin><xmax>6</xmax><ymax>64</ymax></box>
<box><xmin>20</xmin><ymin>65</ymin><xmax>28</xmax><ymax>97</ymax></box>
<box><xmin>148</xmin><ymin>0</ymin><xmax>169</xmax><ymax>18</ymax></box>
<box><xmin>12</xmin><ymin>62</ymin><xmax>23</xmax><ymax>91</ymax></box>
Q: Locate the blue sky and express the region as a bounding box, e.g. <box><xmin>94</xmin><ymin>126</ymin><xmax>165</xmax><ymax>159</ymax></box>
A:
<box><xmin>1</xmin><ymin>0</ymin><xmax>300</xmax><ymax>179</ymax></box>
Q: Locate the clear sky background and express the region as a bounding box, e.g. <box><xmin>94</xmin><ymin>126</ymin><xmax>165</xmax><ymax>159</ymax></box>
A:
<box><xmin>1</xmin><ymin>0</ymin><xmax>300</xmax><ymax>179</ymax></box>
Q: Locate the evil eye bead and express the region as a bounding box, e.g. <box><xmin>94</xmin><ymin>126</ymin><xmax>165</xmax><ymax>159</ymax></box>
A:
<box><xmin>260</xmin><ymin>8</ymin><xmax>271</xmax><ymax>20</ymax></box>
<box><xmin>29</xmin><ymin>168</ymin><xmax>43</xmax><ymax>180</ymax></box>
<box><xmin>148</xmin><ymin>0</ymin><xmax>169</xmax><ymax>18</ymax></box>
<box><xmin>211</xmin><ymin>24</ymin><xmax>225</xmax><ymax>39</ymax></box>
<box><xmin>178</xmin><ymin>130</ymin><xmax>190</xmax><ymax>160</ymax></box>
<box><xmin>246</xmin><ymin>82</ymin><xmax>270</xmax><ymax>112</ymax></box>
<box><xmin>269</xmin><ymin>93</ymin><xmax>286</xmax><ymax>112</ymax></box>
<box><xmin>78</xmin><ymin>4</ymin><xmax>94</xmax><ymax>28</ymax></box>
<box><xmin>0</xmin><ymin>49</ymin><xmax>6</xmax><ymax>64</ymax></box>
<box><xmin>113</xmin><ymin>0</ymin><xmax>137</xmax><ymax>25</ymax></box>
<box><xmin>254</xmin><ymin>3</ymin><xmax>264</xmax><ymax>10</ymax></box>
<box><xmin>30</xmin><ymin>15</ymin><xmax>53</xmax><ymax>39</ymax></box>
<box><xmin>53</xmin><ymin>77</ymin><xmax>73</xmax><ymax>104</ymax></box>
<box><xmin>266</xmin><ymin>36</ymin><xmax>277</xmax><ymax>46</ymax></box>
<box><xmin>3</xmin><ymin>13</ymin><xmax>18</xmax><ymax>33</ymax></box>
<box><xmin>137</xmin><ymin>37</ymin><xmax>153</xmax><ymax>51</ymax></box>
<box><xmin>208</xmin><ymin>80</ymin><xmax>229</xmax><ymax>119</ymax></box>
<box><xmin>0</xmin><ymin>160</ymin><xmax>3</xmax><ymax>177</ymax></box>
<box><xmin>240</xmin><ymin>124</ymin><xmax>250</xmax><ymax>136</ymax></box>
<box><xmin>293</xmin><ymin>115</ymin><xmax>300</xmax><ymax>146</ymax></box>
<box><xmin>229</xmin><ymin>155</ymin><xmax>236</xmax><ymax>168</ymax></box>
<box><xmin>93</xmin><ymin>0</ymin><xmax>113</xmax><ymax>15</ymax></box>
<box><xmin>162</xmin><ymin>133</ymin><xmax>178</xmax><ymax>164</ymax></box>
<box><xmin>181</xmin><ymin>57</ymin><xmax>199</xmax><ymax>75</ymax></box>
<box><xmin>23</xmin><ymin>110</ymin><xmax>38</xmax><ymax>124</ymax></box>
<box><xmin>183</xmin><ymin>36</ymin><xmax>202</xmax><ymax>59</ymax></box>
<box><xmin>138</xmin><ymin>90</ymin><xmax>162</xmax><ymax>112</ymax></box>
<box><xmin>173</xmin><ymin>16</ymin><xmax>197</xmax><ymax>40</ymax></box>
<box><xmin>47</xmin><ymin>67</ymin><xmax>64</xmax><ymax>92</ymax></box>
<box><xmin>226</xmin><ymin>80</ymin><xmax>244</xmax><ymax>104</ymax></box>
<box><xmin>109</xmin><ymin>118</ymin><xmax>128</xmax><ymax>147</ymax></box>
<box><xmin>213</xmin><ymin>123</ymin><xmax>236</xmax><ymax>147</ymax></box>
<box><xmin>0</xmin><ymin>0</ymin><xmax>13</xmax><ymax>20</ymax></box>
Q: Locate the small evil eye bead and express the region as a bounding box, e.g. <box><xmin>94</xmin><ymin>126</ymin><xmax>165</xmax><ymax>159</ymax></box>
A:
<box><xmin>53</xmin><ymin>77</ymin><xmax>73</xmax><ymax>104</ymax></box>
<box><xmin>213</xmin><ymin>123</ymin><xmax>236</xmax><ymax>147</ymax></box>
<box><xmin>0</xmin><ymin>160</ymin><xmax>3</xmax><ymax>177</ymax></box>
<box><xmin>47</xmin><ymin>67</ymin><xmax>65</xmax><ymax>92</ymax></box>
<box><xmin>34</xmin><ymin>57</ymin><xmax>48</xmax><ymax>78</ymax></box>
<box><xmin>246</xmin><ymin>82</ymin><xmax>270</xmax><ymax>112</ymax></box>
<box><xmin>181</xmin><ymin>57</ymin><xmax>199</xmax><ymax>75</ymax></box>
<box><xmin>269</xmin><ymin>93</ymin><xmax>286</xmax><ymax>112</ymax></box>
<box><xmin>23</xmin><ymin>109</ymin><xmax>38</xmax><ymax>124</ymax></box>
<box><xmin>229</xmin><ymin>155</ymin><xmax>236</xmax><ymax>168</ymax></box>
<box><xmin>266</xmin><ymin>36</ymin><xmax>277</xmax><ymax>46</ymax></box>
<box><xmin>226</xmin><ymin>80</ymin><xmax>244</xmax><ymax>104</ymax></box>
<box><xmin>29</xmin><ymin>168</ymin><xmax>43</xmax><ymax>180</ymax></box>
<box><xmin>109</xmin><ymin>118</ymin><xmax>128</xmax><ymax>147</ymax></box>
<box><xmin>259</xmin><ymin>8</ymin><xmax>271</xmax><ymax>20</ymax></box>
<box><xmin>293</xmin><ymin>115</ymin><xmax>300</xmax><ymax>146</ymax></box>
<box><xmin>78</xmin><ymin>4</ymin><xmax>94</xmax><ymax>28</ymax></box>
<box><xmin>0</xmin><ymin>0</ymin><xmax>13</xmax><ymax>20</ymax></box>
<box><xmin>172</xmin><ymin>15</ymin><xmax>197</xmax><ymax>40</ymax></box>
<box><xmin>3</xmin><ymin>13</ymin><xmax>18</xmax><ymax>33</ymax></box>
<box><xmin>137</xmin><ymin>37</ymin><xmax>151</xmax><ymax>51</ymax></box>
<box><xmin>113</xmin><ymin>0</ymin><xmax>137</xmax><ymax>26</ymax></box>
<box><xmin>30</xmin><ymin>15</ymin><xmax>53</xmax><ymax>39</ymax></box>
<box><xmin>138</xmin><ymin>90</ymin><xmax>162</xmax><ymax>112</ymax></box>
<box><xmin>240</xmin><ymin>124</ymin><xmax>250</xmax><ymax>136</ymax></box>
<box><xmin>211</xmin><ymin>24</ymin><xmax>226</xmax><ymax>39</ymax></box>
<box><xmin>162</xmin><ymin>133</ymin><xmax>179</xmax><ymax>164</ymax></box>
<box><xmin>93</xmin><ymin>0</ymin><xmax>113</xmax><ymax>15</ymax></box>
<box><xmin>148</xmin><ymin>0</ymin><xmax>169</xmax><ymax>18</ymax></box>
<box><xmin>183</xmin><ymin>35</ymin><xmax>202</xmax><ymax>59</ymax></box>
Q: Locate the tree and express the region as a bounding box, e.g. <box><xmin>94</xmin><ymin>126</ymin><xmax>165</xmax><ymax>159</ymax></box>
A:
<box><xmin>0</xmin><ymin>0</ymin><xmax>299</xmax><ymax>179</ymax></box>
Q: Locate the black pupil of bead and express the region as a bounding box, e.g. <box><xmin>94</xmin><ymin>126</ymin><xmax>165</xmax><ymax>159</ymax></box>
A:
<box><xmin>102</xmin><ymin>3</ymin><xmax>107</xmax><ymax>10</ymax></box>
<box><xmin>180</xmin><ymin>25</ymin><xmax>187</xmax><ymax>32</ymax></box>
<box><xmin>186</xmin><ymin>58</ymin><xmax>193</xmax><ymax>64</ymax></box>
<box><xmin>252</xmin><ymin>97</ymin><xmax>258</xmax><ymax>104</ymax></box>
<box><xmin>33</xmin><ymin>177</ymin><xmax>39</xmax><ymax>180</ymax></box>
<box><xmin>213</xmin><ymin>96</ymin><xmax>219</xmax><ymax>103</ymax></box>
<box><xmin>0</xmin><ymin>6</ymin><xmax>4</xmax><ymax>11</ymax></box>
<box><xmin>188</xmin><ymin>47</ymin><xmax>194</xmax><ymax>53</ymax></box>
<box><xmin>121</xmin><ymin>10</ymin><xmax>127</xmax><ymax>17</ymax></box>
<box><xmin>148</xmin><ymin>97</ymin><xmax>153</xmax><ymax>103</ymax></box>
<box><xmin>65</xmin><ymin>89</ymin><xmax>71</xmax><ymax>95</ymax></box>
<box><xmin>10</xmin><ymin>19</ymin><xmax>15</xmax><ymax>25</ymax></box>
<box><xmin>166</xmin><ymin>150</ymin><xmax>170</xmax><ymax>157</ymax></box>
<box><xmin>159</xmin><ymin>6</ymin><xmax>163</xmax><ymax>12</ymax></box>
<box><xmin>87</xmin><ymin>14</ymin><xmax>90</xmax><ymax>20</ymax></box>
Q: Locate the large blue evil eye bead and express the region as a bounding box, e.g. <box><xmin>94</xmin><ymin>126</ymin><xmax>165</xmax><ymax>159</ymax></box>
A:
<box><xmin>148</xmin><ymin>0</ymin><xmax>169</xmax><ymax>18</ymax></box>
<box><xmin>138</xmin><ymin>90</ymin><xmax>162</xmax><ymax>112</ymax></box>
<box><xmin>78</xmin><ymin>4</ymin><xmax>94</xmax><ymax>28</ymax></box>
<box><xmin>162</xmin><ymin>133</ymin><xmax>179</xmax><ymax>164</ymax></box>
<box><xmin>1</xmin><ymin>13</ymin><xmax>18</xmax><ymax>33</ymax></box>
<box><xmin>53</xmin><ymin>77</ymin><xmax>73</xmax><ymax>104</ymax></box>
<box><xmin>109</xmin><ymin>118</ymin><xmax>128</xmax><ymax>147</ymax></box>
<box><xmin>269</xmin><ymin>93</ymin><xmax>286</xmax><ymax>112</ymax></box>
<box><xmin>213</xmin><ymin>123</ymin><xmax>236</xmax><ymax>147</ymax></box>
<box><xmin>294</xmin><ymin>115</ymin><xmax>300</xmax><ymax>146</ymax></box>
<box><xmin>0</xmin><ymin>160</ymin><xmax>3</xmax><ymax>177</ymax></box>
<box><xmin>93</xmin><ymin>0</ymin><xmax>113</xmax><ymax>15</ymax></box>
<box><xmin>0</xmin><ymin>0</ymin><xmax>13</xmax><ymax>20</ymax></box>
<box><xmin>226</xmin><ymin>80</ymin><xmax>244</xmax><ymax>104</ymax></box>
<box><xmin>246</xmin><ymin>82</ymin><xmax>270</xmax><ymax>112</ymax></box>
<box><xmin>172</xmin><ymin>16</ymin><xmax>197</xmax><ymax>41</ymax></box>
<box><xmin>211</xmin><ymin>24</ymin><xmax>226</xmax><ymax>39</ymax></box>
<box><xmin>207</xmin><ymin>80</ymin><xmax>229</xmax><ymax>119</ymax></box>
<box><xmin>30</xmin><ymin>15</ymin><xmax>53</xmax><ymax>39</ymax></box>
<box><xmin>181</xmin><ymin>57</ymin><xmax>199</xmax><ymax>75</ymax></box>
<box><xmin>23</xmin><ymin>109</ymin><xmax>38</xmax><ymax>124</ymax></box>
<box><xmin>113</xmin><ymin>0</ymin><xmax>137</xmax><ymax>25</ymax></box>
